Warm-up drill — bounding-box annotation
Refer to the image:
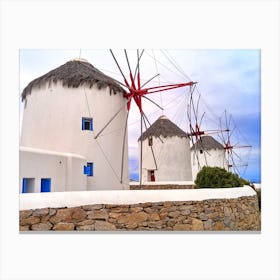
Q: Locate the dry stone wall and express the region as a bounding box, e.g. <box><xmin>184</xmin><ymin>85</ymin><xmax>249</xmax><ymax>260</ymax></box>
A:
<box><xmin>130</xmin><ymin>184</ymin><xmax>195</xmax><ymax>190</ymax></box>
<box><xmin>20</xmin><ymin>195</ymin><xmax>260</xmax><ymax>231</ymax></box>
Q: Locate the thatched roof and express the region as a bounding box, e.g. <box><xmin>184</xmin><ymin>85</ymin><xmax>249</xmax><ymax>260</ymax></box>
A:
<box><xmin>138</xmin><ymin>115</ymin><xmax>189</xmax><ymax>141</ymax></box>
<box><xmin>190</xmin><ymin>135</ymin><xmax>224</xmax><ymax>151</ymax></box>
<box><xmin>21</xmin><ymin>59</ymin><xmax>126</xmax><ymax>101</ymax></box>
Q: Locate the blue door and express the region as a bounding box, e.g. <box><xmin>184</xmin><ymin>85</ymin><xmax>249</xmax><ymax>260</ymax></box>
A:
<box><xmin>41</xmin><ymin>178</ymin><xmax>51</xmax><ymax>192</ymax></box>
<box><xmin>22</xmin><ymin>178</ymin><xmax>27</xmax><ymax>193</ymax></box>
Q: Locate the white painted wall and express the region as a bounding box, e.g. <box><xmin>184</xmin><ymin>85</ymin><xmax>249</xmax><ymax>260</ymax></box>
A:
<box><xmin>19</xmin><ymin>146</ymin><xmax>87</xmax><ymax>193</ymax></box>
<box><xmin>21</xmin><ymin>81</ymin><xmax>129</xmax><ymax>190</ymax></box>
<box><xmin>139</xmin><ymin>136</ymin><xmax>193</xmax><ymax>182</ymax></box>
<box><xmin>19</xmin><ymin>185</ymin><xmax>256</xmax><ymax>210</ymax></box>
<box><xmin>191</xmin><ymin>148</ymin><xmax>227</xmax><ymax>180</ymax></box>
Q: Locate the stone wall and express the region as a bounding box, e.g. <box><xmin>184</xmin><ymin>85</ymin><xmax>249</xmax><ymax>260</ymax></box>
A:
<box><xmin>130</xmin><ymin>184</ymin><xmax>195</xmax><ymax>190</ymax></box>
<box><xmin>20</xmin><ymin>195</ymin><xmax>260</xmax><ymax>231</ymax></box>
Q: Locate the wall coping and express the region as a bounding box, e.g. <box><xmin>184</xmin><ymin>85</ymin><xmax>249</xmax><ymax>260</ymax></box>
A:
<box><xmin>129</xmin><ymin>181</ymin><xmax>194</xmax><ymax>186</ymax></box>
<box><xmin>20</xmin><ymin>146</ymin><xmax>86</xmax><ymax>160</ymax></box>
<box><xmin>19</xmin><ymin>186</ymin><xmax>256</xmax><ymax>210</ymax></box>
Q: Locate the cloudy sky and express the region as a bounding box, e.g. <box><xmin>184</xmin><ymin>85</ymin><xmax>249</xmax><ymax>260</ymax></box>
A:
<box><xmin>20</xmin><ymin>49</ymin><xmax>261</xmax><ymax>182</ymax></box>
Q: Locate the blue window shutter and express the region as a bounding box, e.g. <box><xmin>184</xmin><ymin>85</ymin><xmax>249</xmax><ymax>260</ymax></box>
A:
<box><xmin>84</xmin><ymin>165</ymin><xmax>90</xmax><ymax>175</ymax></box>
<box><xmin>41</xmin><ymin>178</ymin><xmax>51</xmax><ymax>192</ymax></box>
<box><xmin>90</xmin><ymin>120</ymin><xmax>93</xmax><ymax>131</ymax></box>
<box><xmin>22</xmin><ymin>178</ymin><xmax>27</xmax><ymax>193</ymax></box>
<box><xmin>82</xmin><ymin>118</ymin><xmax>85</xmax><ymax>130</ymax></box>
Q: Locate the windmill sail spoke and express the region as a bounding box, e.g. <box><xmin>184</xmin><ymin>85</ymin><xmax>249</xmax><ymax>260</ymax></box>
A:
<box><xmin>120</xmin><ymin>111</ymin><xmax>129</xmax><ymax>183</ymax></box>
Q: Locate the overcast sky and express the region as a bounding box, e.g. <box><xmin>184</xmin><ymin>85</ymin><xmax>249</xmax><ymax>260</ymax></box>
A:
<box><xmin>20</xmin><ymin>49</ymin><xmax>261</xmax><ymax>182</ymax></box>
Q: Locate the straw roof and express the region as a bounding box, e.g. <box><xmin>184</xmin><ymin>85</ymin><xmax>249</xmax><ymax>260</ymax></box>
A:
<box><xmin>21</xmin><ymin>59</ymin><xmax>126</xmax><ymax>101</ymax></box>
<box><xmin>190</xmin><ymin>135</ymin><xmax>224</xmax><ymax>151</ymax></box>
<box><xmin>138</xmin><ymin>115</ymin><xmax>189</xmax><ymax>141</ymax></box>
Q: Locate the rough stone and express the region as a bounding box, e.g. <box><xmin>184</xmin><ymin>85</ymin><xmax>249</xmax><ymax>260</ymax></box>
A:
<box><xmin>19</xmin><ymin>210</ymin><xmax>33</xmax><ymax>219</ymax></box>
<box><xmin>50</xmin><ymin>208</ymin><xmax>73</xmax><ymax>223</ymax></box>
<box><xmin>33</xmin><ymin>208</ymin><xmax>49</xmax><ymax>217</ymax></box>
<box><xmin>72</xmin><ymin>208</ymin><xmax>87</xmax><ymax>221</ymax></box>
<box><xmin>203</xmin><ymin>219</ymin><xmax>214</xmax><ymax>230</ymax></box>
<box><xmin>147</xmin><ymin>221</ymin><xmax>163</xmax><ymax>229</ymax></box>
<box><xmin>173</xmin><ymin>223</ymin><xmax>191</xmax><ymax>231</ymax></box>
<box><xmin>181</xmin><ymin>209</ymin><xmax>191</xmax><ymax>215</ymax></box>
<box><xmin>41</xmin><ymin>215</ymin><xmax>50</xmax><ymax>222</ymax></box>
<box><xmin>163</xmin><ymin>202</ymin><xmax>173</xmax><ymax>208</ymax></box>
<box><xmin>109</xmin><ymin>212</ymin><xmax>122</xmax><ymax>219</ymax></box>
<box><xmin>126</xmin><ymin>223</ymin><xmax>138</xmax><ymax>229</ymax></box>
<box><xmin>224</xmin><ymin>206</ymin><xmax>232</xmax><ymax>217</ymax></box>
<box><xmin>110</xmin><ymin>206</ymin><xmax>129</xmax><ymax>213</ymax></box>
<box><xmin>199</xmin><ymin>213</ymin><xmax>208</xmax><ymax>221</ymax></box>
<box><xmin>20</xmin><ymin>216</ymin><xmax>40</xmax><ymax>226</ymax></box>
<box><xmin>167</xmin><ymin>220</ymin><xmax>177</xmax><ymax>227</ymax></box>
<box><xmin>95</xmin><ymin>221</ymin><xmax>116</xmax><ymax>231</ymax></box>
<box><xmin>53</xmin><ymin>222</ymin><xmax>75</xmax><ymax>231</ymax></box>
<box><xmin>49</xmin><ymin>209</ymin><xmax>56</xmax><ymax>216</ymax></box>
<box><xmin>191</xmin><ymin>218</ymin><xmax>204</xmax><ymax>230</ymax></box>
<box><xmin>76</xmin><ymin>224</ymin><xmax>95</xmax><ymax>231</ymax></box>
<box><xmin>87</xmin><ymin>209</ymin><xmax>108</xmax><ymax>220</ymax></box>
<box><xmin>117</xmin><ymin>212</ymin><xmax>149</xmax><ymax>225</ymax></box>
<box><xmin>130</xmin><ymin>207</ymin><xmax>143</xmax><ymax>213</ymax></box>
<box><xmin>31</xmin><ymin>222</ymin><xmax>52</xmax><ymax>231</ymax></box>
<box><xmin>213</xmin><ymin>221</ymin><xmax>225</xmax><ymax>230</ymax></box>
<box><xmin>168</xmin><ymin>211</ymin><xmax>180</xmax><ymax>218</ymax></box>
<box><xmin>19</xmin><ymin>225</ymin><xmax>30</xmax><ymax>231</ymax></box>
<box><xmin>76</xmin><ymin>220</ymin><xmax>94</xmax><ymax>226</ymax></box>
<box><xmin>82</xmin><ymin>204</ymin><xmax>103</xmax><ymax>211</ymax></box>
<box><xmin>159</xmin><ymin>212</ymin><xmax>168</xmax><ymax>219</ymax></box>
<box><xmin>150</xmin><ymin>213</ymin><xmax>160</xmax><ymax>221</ymax></box>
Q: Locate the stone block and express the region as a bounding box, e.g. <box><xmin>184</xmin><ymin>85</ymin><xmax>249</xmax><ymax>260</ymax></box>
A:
<box><xmin>82</xmin><ymin>204</ymin><xmax>103</xmax><ymax>211</ymax></box>
<box><xmin>19</xmin><ymin>225</ymin><xmax>30</xmax><ymax>231</ymax></box>
<box><xmin>117</xmin><ymin>212</ymin><xmax>149</xmax><ymax>225</ymax></box>
<box><xmin>53</xmin><ymin>222</ymin><xmax>75</xmax><ymax>231</ymax></box>
<box><xmin>150</xmin><ymin>213</ymin><xmax>160</xmax><ymax>221</ymax></box>
<box><xmin>181</xmin><ymin>209</ymin><xmax>191</xmax><ymax>216</ymax></box>
<box><xmin>33</xmin><ymin>208</ymin><xmax>49</xmax><ymax>217</ymax></box>
<box><xmin>87</xmin><ymin>209</ymin><xmax>108</xmax><ymax>220</ymax></box>
<box><xmin>213</xmin><ymin>221</ymin><xmax>225</xmax><ymax>230</ymax></box>
<box><xmin>76</xmin><ymin>220</ymin><xmax>94</xmax><ymax>226</ymax></box>
<box><xmin>31</xmin><ymin>222</ymin><xmax>52</xmax><ymax>231</ymax></box>
<box><xmin>130</xmin><ymin>207</ymin><xmax>143</xmax><ymax>213</ymax></box>
<box><xmin>19</xmin><ymin>210</ymin><xmax>33</xmax><ymax>220</ymax></box>
<box><xmin>50</xmin><ymin>208</ymin><xmax>73</xmax><ymax>223</ymax></box>
<box><xmin>203</xmin><ymin>219</ymin><xmax>214</xmax><ymax>230</ymax></box>
<box><xmin>94</xmin><ymin>221</ymin><xmax>116</xmax><ymax>231</ymax></box>
<box><xmin>168</xmin><ymin>211</ymin><xmax>180</xmax><ymax>218</ymax></box>
<box><xmin>191</xmin><ymin>218</ymin><xmax>204</xmax><ymax>230</ymax></box>
<box><xmin>20</xmin><ymin>216</ymin><xmax>40</xmax><ymax>226</ymax></box>
<box><xmin>173</xmin><ymin>223</ymin><xmax>191</xmax><ymax>231</ymax></box>
<box><xmin>76</xmin><ymin>224</ymin><xmax>95</xmax><ymax>231</ymax></box>
<box><xmin>72</xmin><ymin>208</ymin><xmax>87</xmax><ymax>221</ymax></box>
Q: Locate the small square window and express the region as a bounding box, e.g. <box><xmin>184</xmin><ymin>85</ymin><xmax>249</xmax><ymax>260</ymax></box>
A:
<box><xmin>82</xmin><ymin>117</ymin><xmax>93</xmax><ymax>131</ymax></box>
<box><xmin>84</xmin><ymin>162</ymin><xmax>94</xmax><ymax>176</ymax></box>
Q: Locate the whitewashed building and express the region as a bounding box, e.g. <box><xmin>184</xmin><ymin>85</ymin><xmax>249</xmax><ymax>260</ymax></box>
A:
<box><xmin>138</xmin><ymin>115</ymin><xmax>193</xmax><ymax>182</ymax></box>
<box><xmin>191</xmin><ymin>135</ymin><xmax>226</xmax><ymax>179</ymax></box>
<box><xmin>20</xmin><ymin>59</ymin><xmax>129</xmax><ymax>193</ymax></box>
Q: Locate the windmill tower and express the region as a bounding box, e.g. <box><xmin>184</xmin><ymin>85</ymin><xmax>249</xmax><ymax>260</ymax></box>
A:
<box><xmin>190</xmin><ymin>135</ymin><xmax>226</xmax><ymax>180</ymax></box>
<box><xmin>138</xmin><ymin>115</ymin><xmax>193</xmax><ymax>182</ymax></box>
<box><xmin>20</xmin><ymin>58</ymin><xmax>129</xmax><ymax>192</ymax></box>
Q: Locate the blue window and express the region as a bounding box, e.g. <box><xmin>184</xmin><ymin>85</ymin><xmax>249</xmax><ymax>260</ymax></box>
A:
<box><xmin>22</xmin><ymin>178</ymin><xmax>35</xmax><ymax>193</ymax></box>
<box><xmin>41</xmin><ymin>178</ymin><xmax>51</xmax><ymax>192</ymax></box>
<box><xmin>82</xmin><ymin>117</ymin><xmax>93</xmax><ymax>131</ymax></box>
<box><xmin>84</xmin><ymin>162</ymin><xmax>94</xmax><ymax>176</ymax></box>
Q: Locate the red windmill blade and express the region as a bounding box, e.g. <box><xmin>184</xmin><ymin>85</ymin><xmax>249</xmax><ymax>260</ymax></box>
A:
<box><xmin>94</xmin><ymin>49</ymin><xmax>196</xmax><ymax>186</ymax></box>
